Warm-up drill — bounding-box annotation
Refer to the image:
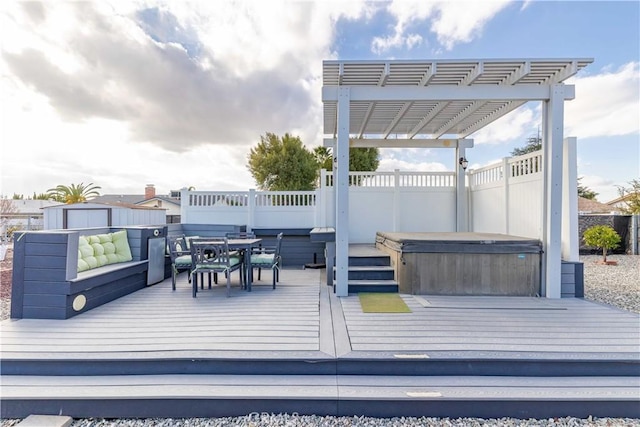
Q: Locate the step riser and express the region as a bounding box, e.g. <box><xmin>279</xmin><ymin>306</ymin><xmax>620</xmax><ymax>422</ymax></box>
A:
<box><xmin>348</xmin><ymin>256</ymin><xmax>390</xmax><ymax>266</ymax></box>
<box><xmin>5</xmin><ymin>359</ymin><xmax>637</xmax><ymax>377</ymax></box>
<box><xmin>347</xmin><ymin>271</ymin><xmax>394</xmax><ymax>280</ymax></box>
<box><xmin>3</xmin><ymin>396</ymin><xmax>638</xmax><ymax>419</ymax></box>
<box><xmin>348</xmin><ymin>284</ymin><xmax>399</xmax><ymax>293</ymax></box>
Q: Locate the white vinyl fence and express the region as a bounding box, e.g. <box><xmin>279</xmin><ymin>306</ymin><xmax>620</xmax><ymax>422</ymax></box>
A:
<box><xmin>181</xmin><ymin>152</ymin><xmax>545</xmax><ymax>243</ymax></box>
<box><xmin>469</xmin><ymin>151</ymin><xmax>543</xmax><ymax>239</ymax></box>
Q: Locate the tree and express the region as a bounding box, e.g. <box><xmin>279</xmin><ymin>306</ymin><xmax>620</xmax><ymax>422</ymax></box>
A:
<box><xmin>583</xmin><ymin>225</ymin><xmax>621</xmax><ymax>263</ymax></box>
<box><xmin>0</xmin><ymin>198</ymin><xmax>18</xmax><ymax>241</ymax></box>
<box><xmin>615</xmin><ymin>179</ymin><xmax>640</xmax><ymax>214</ymax></box>
<box><xmin>577</xmin><ymin>177</ymin><xmax>598</xmax><ymax>200</ymax></box>
<box><xmin>312</xmin><ymin>146</ymin><xmax>380</xmax><ymax>172</ymax></box>
<box><xmin>511</xmin><ymin>129</ymin><xmax>541</xmax><ymax>156</ymax></box>
<box><xmin>247</xmin><ymin>133</ymin><xmax>318</xmax><ymax>191</ymax></box>
<box><xmin>46</xmin><ymin>182</ymin><xmax>101</xmax><ymax>204</ymax></box>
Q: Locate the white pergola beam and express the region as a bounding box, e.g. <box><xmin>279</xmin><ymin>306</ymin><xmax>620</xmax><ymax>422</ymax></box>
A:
<box><xmin>459</xmin><ymin>62</ymin><xmax>483</xmax><ymax>86</ymax></box>
<box><xmin>324</xmin><ymin>138</ymin><xmax>474</xmax><ymax>149</ymax></box>
<box><xmin>418</xmin><ymin>63</ymin><xmax>436</xmax><ymax>86</ymax></box>
<box><xmin>382</xmin><ymin>102</ymin><xmax>413</xmax><ymax>138</ymax></box>
<box><xmin>433</xmin><ymin>101</ymin><xmax>485</xmax><ymax>138</ymax></box>
<box><xmin>459</xmin><ymin>100</ymin><xmax>527</xmax><ymax>137</ymax></box>
<box><xmin>322</xmin><ymin>85</ymin><xmax>562</xmax><ymax>102</ymax></box>
<box><xmin>547</xmin><ymin>60</ymin><xmax>578</xmax><ymax>84</ymax></box>
<box><xmin>357</xmin><ymin>103</ymin><xmax>376</xmax><ymax>138</ymax></box>
<box><xmin>502</xmin><ymin>61</ymin><xmax>531</xmax><ymax>85</ymax></box>
<box><xmin>408</xmin><ymin>102</ymin><xmax>449</xmax><ymax>138</ymax></box>
<box><xmin>378</xmin><ymin>62</ymin><xmax>390</xmax><ymax>85</ymax></box>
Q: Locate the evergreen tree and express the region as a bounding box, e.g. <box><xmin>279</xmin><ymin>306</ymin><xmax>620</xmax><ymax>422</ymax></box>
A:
<box><xmin>247</xmin><ymin>133</ymin><xmax>318</xmax><ymax>191</ymax></box>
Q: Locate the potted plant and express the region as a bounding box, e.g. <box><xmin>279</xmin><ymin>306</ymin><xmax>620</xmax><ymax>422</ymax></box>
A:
<box><xmin>583</xmin><ymin>225</ymin><xmax>621</xmax><ymax>265</ymax></box>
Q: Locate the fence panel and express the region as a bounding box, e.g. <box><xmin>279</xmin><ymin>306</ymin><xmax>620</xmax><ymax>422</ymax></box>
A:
<box><xmin>470</xmin><ymin>153</ymin><xmax>543</xmax><ymax>238</ymax></box>
<box><xmin>253</xmin><ymin>191</ymin><xmax>316</xmax><ymax>228</ymax></box>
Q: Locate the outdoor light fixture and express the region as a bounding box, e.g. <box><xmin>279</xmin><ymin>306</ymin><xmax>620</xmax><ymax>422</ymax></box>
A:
<box><xmin>459</xmin><ymin>157</ymin><xmax>469</xmax><ymax>170</ymax></box>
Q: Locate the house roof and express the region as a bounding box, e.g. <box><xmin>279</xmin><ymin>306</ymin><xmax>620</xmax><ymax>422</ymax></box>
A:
<box><xmin>137</xmin><ymin>196</ymin><xmax>181</xmax><ymax>207</ymax></box>
<box><xmin>89</xmin><ymin>195</ymin><xmax>180</xmax><ymax>206</ymax></box>
<box><xmin>42</xmin><ymin>202</ymin><xmax>164</xmax><ymax>210</ymax></box>
<box><xmin>89</xmin><ymin>194</ymin><xmax>144</xmax><ymax>205</ymax></box>
<box><xmin>605</xmin><ymin>193</ymin><xmax>633</xmax><ymax>206</ymax></box>
<box><xmin>578</xmin><ymin>197</ymin><xmax>616</xmax><ymax>214</ymax></box>
<box><xmin>322</xmin><ymin>58</ymin><xmax>592</xmax><ymax>140</ymax></box>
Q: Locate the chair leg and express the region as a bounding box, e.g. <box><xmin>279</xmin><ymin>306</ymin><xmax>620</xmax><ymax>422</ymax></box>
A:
<box><xmin>192</xmin><ymin>273</ymin><xmax>197</xmax><ymax>298</ymax></box>
<box><xmin>172</xmin><ymin>270</ymin><xmax>176</xmax><ymax>291</ymax></box>
<box><xmin>226</xmin><ymin>270</ymin><xmax>231</xmax><ymax>297</ymax></box>
<box><xmin>258</xmin><ymin>268</ymin><xmax>262</xmax><ymax>281</ymax></box>
<box><xmin>272</xmin><ymin>267</ymin><xmax>276</xmax><ymax>289</ymax></box>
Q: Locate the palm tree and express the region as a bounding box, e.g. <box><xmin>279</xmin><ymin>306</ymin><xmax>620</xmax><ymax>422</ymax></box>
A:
<box><xmin>46</xmin><ymin>183</ymin><xmax>101</xmax><ymax>204</ymax></box>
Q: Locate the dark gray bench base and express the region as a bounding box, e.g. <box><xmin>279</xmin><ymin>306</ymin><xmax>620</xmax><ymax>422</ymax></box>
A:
<box><xmin>22</xmin><ymin>261</ymin><xmax>149</xmax><ymax>320</ymax></box>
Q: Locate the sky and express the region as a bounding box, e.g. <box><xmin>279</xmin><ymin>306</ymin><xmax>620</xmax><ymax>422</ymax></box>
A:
<box><xmin>1</xmin><ymin>1</ymin><xmax>638</xmax><ymax>203</ymax></box>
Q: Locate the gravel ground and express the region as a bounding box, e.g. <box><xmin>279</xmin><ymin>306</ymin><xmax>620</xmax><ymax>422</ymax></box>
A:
<box><xmin>1</xmin><ymin>414</ymin><xmax>640</xmax><ymax>427</ymax></box>
<box><xmin>580</xmin><ymin>254</ymin><xmax>640</xmax><ymax>314</ymax></box>
<box><xmin>1</xmin><ymin>252</ymin><xmax>638</xmax><ymax>426</ymax></box>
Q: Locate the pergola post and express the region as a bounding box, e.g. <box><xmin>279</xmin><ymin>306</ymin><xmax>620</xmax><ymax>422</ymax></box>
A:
<box><xmin>456</xmin><ymin>145</ymin><xmax>467</xmax><ymax>232</ymax></box>
<box><xmin>542</xmin><ymin>85</ymin><xmax>566</xmax><ymax>298</ymax></box>
<box><xmin>562</xmin><ymin>137</ymin><xmax>579</xmax><ymax>261</ymax></box>
<box><xmin>335</xmin><ymin>87</ymin><xmax>350</xmax><ymax>297</ymax></box>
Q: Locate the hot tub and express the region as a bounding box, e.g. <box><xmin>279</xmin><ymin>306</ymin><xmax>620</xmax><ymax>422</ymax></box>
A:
<box><xmin>375</xmin><ymin>232</ymin><xmax>542</xmax><ymax>296</ymax></box>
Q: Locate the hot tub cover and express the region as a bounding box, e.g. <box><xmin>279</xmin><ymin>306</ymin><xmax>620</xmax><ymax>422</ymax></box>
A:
<box><xmin>376</xmin><ymin>232</ymin><xmax>542</xmax><ymax>254</ymax></box>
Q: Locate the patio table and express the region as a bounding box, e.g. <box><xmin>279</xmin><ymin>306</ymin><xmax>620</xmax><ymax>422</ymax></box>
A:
<box><xmin>194</xmin><ymin>238</ymin><xmax>262</xmax><ymax>292</ymax></box>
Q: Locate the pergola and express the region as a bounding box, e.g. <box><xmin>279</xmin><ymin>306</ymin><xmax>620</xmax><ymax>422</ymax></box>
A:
<box><xmin>321</xmin><ymin>58</ymin><xmax>593</xmax><ymax>298</ymax></box>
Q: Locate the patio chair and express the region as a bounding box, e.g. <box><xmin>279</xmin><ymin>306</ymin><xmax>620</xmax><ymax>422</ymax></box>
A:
<box><xmin>250</xmin><ymin>232</ymin><xmax>283</xmax><ymax>289</ymax></box>
<box><xmin>190</xmin><ymin>238</ymin><xmax>244</xmax><ymax>298</ymax></box>
<box><xmin>167</xmin><ymin>236</ymin><xmax>193</xmax><ymax>291</ymax></box>
<box><xmin>225</xmin><ymin>231</ymin><xmax>257</xmax><ymax>285</ymax></box>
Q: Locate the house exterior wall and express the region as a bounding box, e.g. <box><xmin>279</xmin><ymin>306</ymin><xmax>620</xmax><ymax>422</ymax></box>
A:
<box><xmin>43</xmin><ymin>204</ymin><xmax>166</xmax><ymax>230</ymax></box>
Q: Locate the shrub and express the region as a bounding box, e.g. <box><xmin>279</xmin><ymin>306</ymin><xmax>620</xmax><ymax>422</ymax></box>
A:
<box><xmin>583</xmin><ymin>225</ymin><xmax>621</xmax><ymax>263</ymax></box>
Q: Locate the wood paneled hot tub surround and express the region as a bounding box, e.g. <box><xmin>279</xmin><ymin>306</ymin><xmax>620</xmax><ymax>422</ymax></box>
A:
<box><xmin>375</xmin><ymin>232</ymin><xmax>542</xmax><ymax>296</ymax></box>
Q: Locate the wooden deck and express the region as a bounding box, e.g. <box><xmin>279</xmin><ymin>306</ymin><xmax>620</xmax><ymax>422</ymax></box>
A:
<box><xmin>2</xmin><ymin>267</ymin><xmax>639</xmax><ymax>418</ymax></box>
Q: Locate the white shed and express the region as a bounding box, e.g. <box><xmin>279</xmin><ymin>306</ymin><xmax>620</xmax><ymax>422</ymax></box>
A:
<box><xmin>43</xmin><ymin>202</ymin><xmax>166</xmax><ymax>230</ymax></box>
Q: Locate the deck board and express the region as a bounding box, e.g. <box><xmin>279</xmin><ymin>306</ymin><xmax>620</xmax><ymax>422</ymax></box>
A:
<box><xmin>1</xmin><ymin>269</ymin><xmax>323</xmax><ymax>356</ymax></box>
<box><xmin>339</xmin><ymin>294</ymin><xmax>640</xmax><ymax>356</ymax></box>
<box><xmin>2</xmin><ymin>269</ymin><xmax>639</xmax><ymax>359</ymax></box>
<box><xmin>2</xmin><ymin>266</ymin><xmax>640</xmax><ymax>419</ymax></box>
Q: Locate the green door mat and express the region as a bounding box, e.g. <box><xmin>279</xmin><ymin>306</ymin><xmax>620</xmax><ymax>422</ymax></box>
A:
<box><xmin>359</xmin><ymin>293</ymin><xmax>411</xmax><ymax>313</ymax></box>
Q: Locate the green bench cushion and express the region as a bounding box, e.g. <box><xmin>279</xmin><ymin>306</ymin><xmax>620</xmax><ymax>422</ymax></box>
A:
<box><xmin>78</xmin><ymin>230</ymin><xmax>133</xmax><ymax>272</ymax></box>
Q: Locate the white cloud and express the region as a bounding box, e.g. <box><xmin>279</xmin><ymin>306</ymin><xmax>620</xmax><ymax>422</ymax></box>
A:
<box><xmin>378</xmin><ymin>157</ymin><xmax>448</xmax><ymax>172</ymax></box>
<box><xmin>579</xmin><ymin>174</ymin><xmax>620</xmax><ymax>204</ymax></box>
<box><xmin>471</xmin><ymin>106</ymin><xmax>538</xmax><ymax>145</ymax></box>
<box><xmin>0</xmin><ymin>1</ymin><xmax>370</xmax><ymax>195</ymax></box>
<box><xmin>372</xmin><ymin>0</ymin><xmax>511</xmax><ymax>53</ymax></box>
<box><xmin>566</xmin><ymin>62</ymin><xmax>640</xmax><ymax>138</ymax></box>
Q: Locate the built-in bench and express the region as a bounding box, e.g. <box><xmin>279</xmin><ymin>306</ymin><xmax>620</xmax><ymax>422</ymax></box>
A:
<box><xmin>11</xmin><ymin>226</ymin><xmax>166</xmax><ymax>319</ymax></box>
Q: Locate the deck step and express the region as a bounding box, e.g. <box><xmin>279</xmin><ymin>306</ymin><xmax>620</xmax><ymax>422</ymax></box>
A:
<box><xmin>345</xmin><ymin>279</ymin><xmax>399</xmax><ymax>293</ymax></box>
<box><xmin>2</xmin><ymin>374</ymin><xmax>638</xmax><ymax>419</ymax></box>
<box><xmin>333</xmin><ymin>266</ymin><xmax>395</xmax><ymax>281</ymax></box>
<box><xmin>348</xmin><ymin>255</ymin><xmax>390</xmax><ymax>267</ymax></box>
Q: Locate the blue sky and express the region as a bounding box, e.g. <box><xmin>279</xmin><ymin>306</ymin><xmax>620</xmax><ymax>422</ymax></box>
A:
<box><xmin>1</xmin><ymin>1</ymin><xmax>638</xmax><ymax>202</ymax></box>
